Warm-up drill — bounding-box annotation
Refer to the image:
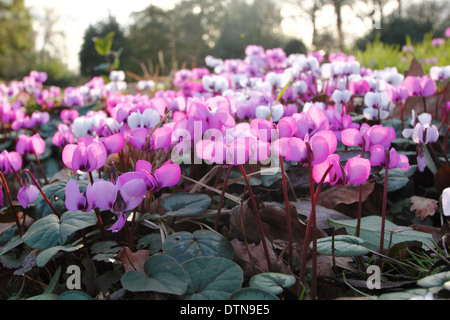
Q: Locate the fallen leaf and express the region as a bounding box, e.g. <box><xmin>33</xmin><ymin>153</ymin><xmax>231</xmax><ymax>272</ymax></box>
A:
<box><xmin>291</xmin><ymin>199</ymin><xmax>351</xmax><ymax>230</ymax></box>
<box><xmin>410</xmin><ymin>196</ymin><xmax>438</xmax><ymax>220</ymax></box>
<box><xmin>230</xmin><ymin>238</ymin><xmax>288</xmax><ymax>275</ymax></box>
<box><xmin>229</xmin><ymin>200</ymin><xmax>308</xmax><ymax>244</ymax></box>
<box><xmin>117</xmin><ymin>247</ymin><xmax>150</xmax><ymax>273</ymax></box>
<box><xmin>316</xmin><ymin>180</ymin><xmax>375</xmax><ymax>209</ymax></box>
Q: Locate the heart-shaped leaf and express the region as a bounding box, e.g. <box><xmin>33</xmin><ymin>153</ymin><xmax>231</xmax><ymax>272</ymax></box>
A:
<box><xmin>314</xmin><ymin>235</ymin><xmax>370</xmax><ymax>257</ymax></box>
<box><xmin>22</xmin><ymin>210</ymin><xmax>98</xmax><ymax>250</ymax></box>
<box><xmin>163</xmin><ymin>230</ymin><xmax>234</xmax><ymax>263</ymax></box>
<box><xmin>121</xmin><ymin>254</ymin><xmax>188</xmax><ymax>295</ymax></box>
<box><xmin>329</xmin><ymin>216</ymin><xmax>435</xmax><ymax>251</ymax></box>
<box><xmin>229</xmin><ymin>288</ymin><xmax>279</xmax><ymax>300</ymax></box>
<box><xmin>161</xmin><ymin>192</ymin><xmax>211</xmax><ymax>217</ymax></box>
<box><xmin>376</xmin><ymin>166</ymin><xmax>416</xmax><ymax>192</ymax></box>
<box><xmin>417</xmin><ymin>271</ymin><xmax>450</xmax><ymax>289</ymax></box>
<box><xmin>57</xmin><ymin>290</ymin><xmax>93</xmax><ymax>300</ymax></box>
<box><xmin>37</xmin><ymin>244</ymin><xmax>84</xmax><ymax>267</ymax></box>
<box><xmin>249</xmin><ymin>272</ymin><xmax>296</xmax><ymax>295</ymax></box>
<box><xmin>181</xmin><ymin>256</ymin><xmax>243</xmax><ymax>300</ymax></box>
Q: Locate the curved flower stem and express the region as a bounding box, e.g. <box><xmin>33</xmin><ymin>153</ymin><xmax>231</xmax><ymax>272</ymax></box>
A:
<box><xmin>214</xmin><ymin>165</ymin><xmax>232</xmax><ymax>231</ymax></box>
<box><xmin>279</xmin><ymin>156</ymin><xmax>293</xmax><ymax>271</ymax></box>
<box><xmin>23</xmin><ymin>169</ymin><xmax>60</xmax><ymax>218</ymax></box>
<box><xmin>239</xmin><ymin>164</ymin><xmax>272</xmax><ymax>272</ymax></box>
<box><xmin>0</xmin><ymin>171</ymin><xmax>22</xmax><ymax>236</ymax></box>
<box><xmin>33</xmin><ymin>150</ymin><xmax>49</xmax><ymax>185</ymax></box>
<box><xmin>88</xmin><ymin>171</ymin><xmax>108</xmax><ymax>241</ymax></box>
<box><xmin>378</xmin><ymin>150</ymin><xmax>390</xmax><ymax>258</ymax></box>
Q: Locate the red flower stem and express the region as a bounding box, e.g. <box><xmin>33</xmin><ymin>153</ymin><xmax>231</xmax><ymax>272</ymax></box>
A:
<box><xmin>214</xmin><ymin>165</ymin><xmax>232</xmax><ymax>231</ymax></box>
<box><xmin>239</xmin><ymin>164</ymin><xmax>272</xmax><ymax>272</ymax></box>
<box><xmin>33</xmin><ymin>151</ymin><xmax>49</xmax><ymax>185</ymax></box>
<box><xmin>0</xmin><ymin>171</ymin><xmax>22</xmax><ymax>236</ymax></box>
<box><xmin>298</xmin><ymin>143</ymin><xmax>333</xmax><ymax>299</ymax></box>
<box><xmin>88</xmin><ymin>171</ymin><xmax>108</xmax><ymax>241</ymax></box>
<box><xmin>400</xmin><ymin>102</ymin><xmax>405</xmax><ymax>132</ymax></box>
<box><xmin>23</xmin><ymin>169</ymin><xmax>60</xmax><ymax>218</ymax></box>
<box><xmin>423</xmin><ymin>96</ymin><xmax>427</xmax><ymax>114</ymax></box>
<box><xmin>378</xmin><ymin>150</ymin><xmax>390</xmax><ymax>258</ymax></box>
<box><xmin>356</xmin><ymin>141</ymin><xmax>366</xmax><ymax>237</ymax></box>
<box><xmin>279</xmin><ymin>155</ymin><xmax>294</xmax><ymax>271</ymax></box>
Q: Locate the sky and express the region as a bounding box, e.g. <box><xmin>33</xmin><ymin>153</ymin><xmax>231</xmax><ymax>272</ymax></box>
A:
<box><xmin>24</xmin><ymin>0</ymin><xmax>393</xmax><ymax>74</ymax></box>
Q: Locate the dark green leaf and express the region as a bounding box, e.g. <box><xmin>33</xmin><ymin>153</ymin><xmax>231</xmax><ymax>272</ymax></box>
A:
<box><xmin>121</xmin><ymin>254</ymin><xmax>188</xmax><ymax>295</ymax></box>
<box><xmin>249</xmin><ymin>272</ymin><xmax>296</xmax><ymax>295</ymax></box>
<box><xmin>314</xmin><ymin>235</ymin><xmax>370</xmax><ymax>257</ymax></box>
<box><xmin>161</xmin><ymin>192</ymin><xmax>211</xmax><ymax>217</ymax></box>
<box><xmin>163</xmin><ymin>230</ymin><xmax>234</xmax><ymax>263</ymax></box>
<box><xmin>181</xmin><ymin>257</ymin><xmax>243</xmax><ymax>300</ymax></box>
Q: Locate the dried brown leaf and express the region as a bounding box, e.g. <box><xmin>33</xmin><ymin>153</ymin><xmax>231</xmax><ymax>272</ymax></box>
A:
<box><xmin>410</xmin><ymin>196</ymin><xmax>438</xmax><ymax>220</ymax></box>
<box><xmin>316</xmin><ymin>180</ymin><xmax>375</xmax><ymax>209</ymax></box>
<box><xmin>117</xmin><ymin>247</ymin><xmax>150</xmax><ymax>273</ymax></box>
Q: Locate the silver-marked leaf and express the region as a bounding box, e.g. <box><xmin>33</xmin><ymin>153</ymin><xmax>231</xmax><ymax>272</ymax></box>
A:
<box><xmin>249</xmin><ymin>272</ymin><xmax>296</xmax><ymax>295</ymax></box>
<box><xmin>36</xmin><ymin>244</ymin><xmax>84</xmax><ymax>267</ymax></box>
<box><xmin>314</xmin><ymin>235</ymin><xmax>370</xmax><ymax>257</ymax></box>
<box><xmin>22</xmin><ymin>211</ymin><xmax>98</xmax><ymax>250</ymax></box>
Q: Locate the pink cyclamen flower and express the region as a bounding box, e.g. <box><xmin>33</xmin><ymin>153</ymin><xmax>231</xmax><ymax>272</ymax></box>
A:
<box><xmin>89</xmin><ymin>177</ymin><xmax>147</xmax><ymax>232</ymax></box>
<box><xmin>133</xmin><ymin>160</ymin><xmax>181</xmax><ymax>192</ymax></box>
<box><xmin>17</xmin><ymin>175</ymin><xmax>39</xmax><ymax>208</ymax></box>
<box><xmin>0</xmin><ymin>150</ymin><xmax>22</xmax><ymax>174</ymax></box>
<box><xmin>431</xmin><ymin>38</ymin><xmax>445</xmax><ymax>47</ymax></box>
<box><xmin>61</xmin><ymin>109</ymin><xmax>79</xmax><ymax>124</ymax></box>
<box><xmin>64</xmin><ymin>179</ymin><xmax>94</xmax><ymax>212</ymax></box>
<box><xmin>313</xmin><ymin>154</ymin><xmax>371</xmax><ymax>185</ymax></box>
<box><xmin>402</xmin><ymin>76</ymin><xmax>437</xmax><ymax>97</ymax></box>
<box><xmin>53</xmin><ymin>123</ymin><xmax>75</xmax><ymax>148</ymax></box>
<box><xmin>370</xmin><ymin>145</ymin><xmax>410</xmax><ymax>171</ymax></box>
<box><xmin>16</xmin><ymin>133</ymin><xmax>46</xmax><ymax>156</ymax></box>
<box><xmin>62</xmin><ymin>136</ymin><xmax>107</xmax><ymax>172</ymax></box>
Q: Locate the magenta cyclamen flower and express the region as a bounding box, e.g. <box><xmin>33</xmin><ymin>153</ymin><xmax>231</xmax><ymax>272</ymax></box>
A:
<box><xmin>402</xmin><ymin>76</ymin><xmax>437</xmax><ymax>97</ymax></box>
<box><xmin>341</xmin><ymin>124</ymin><xmax>396</xmax><ymax>151</ymax></box>
<box><xmin>62</xmin><ymin>137</ymin><xmax>107</xmax><ymax>172</ymax></box>
<box><xmin>312</xmin><ymin>154</ymin><xmax>371</xmax><ymax>185</ymax></box>
<box><xmin>16</xmin><ymin>133</ymin><xmax>46</xmax><ymax>156</ymax></box>
<box><xmin>0</xmin><ymin>150</ymin><xmax>22</xmax><ymax>174</ymax></box>
<box><xmin>370</xmin><ymin>145</ymin><xmax>410</xmax><ymax>171</ymax></box>
<box><xmin>17</xmin><ymin>176</ymin><xmax>39</xmax><ymax>208</ymax></box>
<box><xmin>133</xmin><ymin>160</ymin><xmax>181</xmax><ymax>192</ymax></box>
<box><xmin>64</xmin><ymin>179</ymin><xmax>94</xmax><ymax>212</ymax></box>
<box><xmin>89</xmin><ymin>177</ymin><xmax>147</xmax><ymax>232</ymax></box>
<box><xmin>273</xmin><ymin>130</ymin><xmax>337</xmax><ymax>165</ymax></box>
